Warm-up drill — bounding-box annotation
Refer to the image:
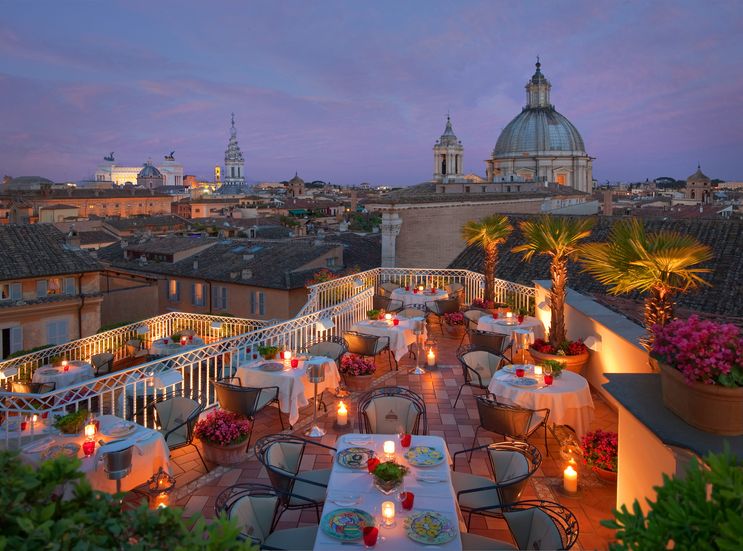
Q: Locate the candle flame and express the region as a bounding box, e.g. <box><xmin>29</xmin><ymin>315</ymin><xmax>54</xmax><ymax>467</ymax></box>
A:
<box><xmin>338</xmin><ymin>401</ymin><xmax>347</xmax><ymax>414</ymax></box>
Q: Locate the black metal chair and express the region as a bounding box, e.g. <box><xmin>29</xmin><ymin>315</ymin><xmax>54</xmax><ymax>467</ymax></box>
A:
<box><xmin>502</xmin><ymin>500</ymin><xmax>580</xmax><ymax>550</ymax></box>
<box><xmin>471</xmin><ymin>395</ymin><xmax>550</xmax><ymax>456</ymax></box>
<box><xmin>469</xmin><ymin>329</ymin><xmax>511</xmax><ymax>360</ymax></box>
<box><xmin>445</xmin><ymin>282</ymin><xmax>465</xmax><ymax>302</ymax></box>
<box><xmin>214</xmin><ymin>483</ymin><xmax>319</xmax><ymax>548</ymax></box>
<box><xmin>254</xmin><ymin>434</ymin><xmax>337</xmax><ymax>526</ymax></box>
<box><xmin>129</xmin><ymin>390</ymin><xmax>208</xmax><ymax>472</ymax></box>
<box><xmin>460</xmin><ymin>309</ymin><xmax>488</xmax><ymax>347</ymax></box>
<box><xmin>425</xmin><ymin>297</ymin><xmax>460</xmax><ymax>334</ymax></box>
<box><xmin>451</xmin><ymin>441</ymin><xmax>542</xmax><ymax>529</ymax></box>
<box><xmin>91</xmin><ymin>352</ymin><xmax>114</xmax><ymax>376</ymax></box>
<box><xmin>343</xmin><ymin>330</ymin><xmax>397</xmax><ymax>370</ymax></box>
<box><xmin>213</xmin><ymin>377</ymin><xmax>283</xmax><ymax>445</ymax></box>
<box><xmin>453</xmin><ymin>345</ymin><xmax>507</xmax><ymax>408</ymax></box>
<box><xmin>379</xmin><ymin>281</ymin><xmax>401</xmax><ymax>296</ymax></box>
<box><xmin>396</xmin><ymin>307</ymin><xmax>427</xmax><ymax>319</ymax></box>
<box><xmin>11</xmin><ymin>381</ymin><xmax>56</xmax><ymax>394</ymax></box>
<box><xmin>373</xmin><ymin>293</ymin><xmax>403</xmax><ymax>313</ymax></box>
<box><xmin>357</xmin><ymin>386</ymin><xmax>427</xmax><ymax>435</ymax></box>
<box><xmin>304</xmin><ymin>335</ymin><xmax>348</xmax><ymax>365</ymax></box>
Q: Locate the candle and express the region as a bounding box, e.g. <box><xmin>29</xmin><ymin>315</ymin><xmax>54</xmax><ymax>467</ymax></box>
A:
<box><xmin>180</xmin><ymin>337</ymin><xmax>187</xmax><ymax>345</ymax></box>
<box><xmin>534</xmin><ymin>365</ymin><xmax>543</xmax><ymax>376</ymax></box>
<box><xmin>32</xmin><ymin>414</ymin><xmax>38</xmax><ymax>424</ymax></box>
<box><xmin>283</xmin><ymin>350</ymin><xmax>292</xmax><ymax>361</ymax></box>
<box><xmin>563</xmin><ymin>464</ymin><xmax>578</xmax><ymax>493</ymax></box>
<box><xmin>383</xmin><ymin>440</ymin><xmax>395</xmax><ymax>459</ymax></box>
<box><xmin>337</xmin><ymin>401</ymin><xmax>348</xmax><ymax>426</ymax></box>
<box><xmin>85</xmin><ymin>422</ymin><xmax>96</xmax><ymax>439</ymax></box>
<box><xmin>152</xmin><ymin>492</ymin><xmax>170</xmax><ymax>509</ymax></box>
<box><xmin>381</xmin><ymin>501</ymin><xmax>395</xmax><ymax>527</ymax></box>
<box><xmin>61</xmin><ymin>360</ymin><xmax>68</xmax><ymax>368</ymax></box>
<box><xmin>384</xmin><ymin>313</ymin><xmax>392</xmax><ymax>322</ymax></box>
<box><xmin>506</xmin><ymin>312</ymin><xmax>513</xmax><ymax>319</ymax></box>
<box><xmin>427</xmin><ymin>348</ymin><xmax>436</xmax><ymax>366</ymax></box>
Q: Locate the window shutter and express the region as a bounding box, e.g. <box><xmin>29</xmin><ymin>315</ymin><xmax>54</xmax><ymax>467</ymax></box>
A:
<box><xmin>259</xmin><ymin>292</ymin><xmax>265</xmax><ymax>315</ymax></box>
<box><xmin>64</xmin><ymin>278</ymin><xmax>76</xmax><ymax>295</ymax></box>
<box><xmin>36</xmin><ymin>280</ymin><xmax>48</xmax><ymax>297</ymax></box>
<box><xmin>250</xmin><ymin>291</ymin><xmax>256</xmax><ymax>314</ymax></box>
<box><xmin>176</xmin><ymin>281</ymin><xmax>181</xmax><ymax>301</ymax></box>
<box><xmin>222</xmin><ymin>287</ymin><xmax>228</xmax><ymax>310</ymax></box>
<box><xmin>9</xmin><ymin>326</ymin><xmax>23</xmax><ymax>354</ymax></box>
<box><xmin>10</xmin><ymin>283</ymin><xmax>22</xmax><ymax>300</ymax></box>
<box><xmin>191</xmin><ymin>283</ymin><xmax>196</xmax><ymax>305</ymax></box>
<box><xmin>59</xmin><ymin>319</ymin><xmax>69</xmax><ymax>344</ymax></box>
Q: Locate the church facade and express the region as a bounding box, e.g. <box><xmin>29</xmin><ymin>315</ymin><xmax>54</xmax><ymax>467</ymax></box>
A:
<box><xmin>216</xmin><ymin>114</ymin><xmax>251</xmax><ymax>195</ymax></box>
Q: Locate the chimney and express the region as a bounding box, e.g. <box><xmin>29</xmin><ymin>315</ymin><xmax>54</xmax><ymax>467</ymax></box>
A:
<box><xmin>65</xmin><ymin>227</ymin><xmax>80</xmax><ymax>249</ymax></box>
<box><xmin>603</xmin><ymin>190</ymin><xmax>613</xmax><ymax>216</ymax></box>
<box><xmin>241</xmin><ymin>269</ymin><xmax>252</xmax><ymax>280</ymax></box>
<box><xmin>120</xmin><ymin>239</ymin><xmax>128</xmax><ymax>249</ymax></box>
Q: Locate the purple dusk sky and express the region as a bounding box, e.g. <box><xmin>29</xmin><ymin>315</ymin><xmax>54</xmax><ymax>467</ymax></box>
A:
<box><xmin>1</xmin><ymin>1</ymin><xmax>741</xmax><ymax>186</ymax></box>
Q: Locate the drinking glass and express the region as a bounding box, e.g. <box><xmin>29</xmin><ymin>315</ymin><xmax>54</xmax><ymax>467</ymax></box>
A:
<box><xmin>515</xmin><ymin>367</ymin><xmax>525</xmax><ymax>378</ymax></box>
<box><xmin>543</xmin><ymin>364</ymin><xmax>554</xmax><ymax>385</ymax></box>
<box><xmin>363</xmin><ymin>526</ymin><xmax>379</xmax><ymax>548</ymax></box>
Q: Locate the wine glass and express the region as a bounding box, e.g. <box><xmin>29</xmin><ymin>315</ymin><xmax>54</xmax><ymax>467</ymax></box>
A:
<box><xmin>543</xmin><ymin>364</ymin><xmax>554</xmax><ymax>385</ymax></box>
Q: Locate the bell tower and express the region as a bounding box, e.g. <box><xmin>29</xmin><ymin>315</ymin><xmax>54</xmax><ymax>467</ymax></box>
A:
<box><xmin>433</xmin><ymin>115</ymin><xmax>464</xmax><ymax>183</ymax></box>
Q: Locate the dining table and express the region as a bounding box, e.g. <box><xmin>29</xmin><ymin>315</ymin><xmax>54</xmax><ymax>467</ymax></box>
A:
<box><xmin>313</xmin><ymin>432</ymin><xmax>462</xmax><ymax>550</ymax></box>
<box><xmin>32</xmin><ymin>360</ymin><xmax>94</xmax><ymax>390</ymax></box>
<box><xmin>234</xmin><ymin>355</ymin><xmax>340</xmax><ymax>427</ymax></box>
<box><xmin>488</xmin><ymin>366</ymin><xmax>595</xmax><ymax>437</ymax></box>
<box><xmin>149</xmin><ymin>336</ymin><xmax>205</xmax><ymax>357</ymax></box>
<box><xmin>390</xmin><ymin>288</ymin><xmax>449</xmax><ymax>309</ymax></box>
<box><xmin>19</xmin><ymin>414</ymin><xmax>171</xmax><ymax>494</ymax></box>
<box><xmin>350</xmin><ymin>318</ymin><xmax>424</xmax><ymax>360</ymax></box>
<box><xmin>476</xmin><ymin>314</ymin><xmax>545</xmax><ymax>342</ymax></box>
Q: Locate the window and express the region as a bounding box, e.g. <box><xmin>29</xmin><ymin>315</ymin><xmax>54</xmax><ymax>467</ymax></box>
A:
<box><xmin>465</xmin><ymin>186</ymin><xmax>470</xmax><ymax>193</ymax></box>
<box><xmin>556</xmin><ymin>174</ymin><xmax>567</xmax><ymax>186</ymax></box>
<box><xmin>250</xmin><ymin>291</ymin><xmax>266</xmax><ymax>316</ymax></box>
<box><xmin>192</xmin><ymin>282</ymin><xmax>206</xmax><ymax>306</ymax></box>
<box><xmin>168</xmin><ymin>279</ymin><xmax>180</xmax><ymax>302</ymax></box>
<box><xmin>259</xmin><ymin>292</ymin><xmax>265</xmax><ymax>315</ymax></box>
<box><xmin>36</xmin><ymin>280</ymin><xmax>48</xmax><ymax>297</ymax></box>
<box><xmin>46</xmin><ymin>319</ymin><xmax>69</xmax><ymax>346</ymax></box>
<box><xmin>1</xmin><ymin>283</ymin><xmax>22</xmax><ymax>301</ymax></box>
<box><xmin>1</xmin><ymin>326</ymin><xmax>23</xmax><ymax>359</ymax></box>
<box><xmin>213</xmin><ymin>286</ymin><xmax>228</xmax><ymax>310</ymax></box>
<box><xmin>64</xmin><ymin>278</ymin><xmax>76</xmax><ymax>295</ymax></box>
<box><xmin>326</xmin><ymin>257</ymin><xmax>337</xmax><ymax>268</ymax></box>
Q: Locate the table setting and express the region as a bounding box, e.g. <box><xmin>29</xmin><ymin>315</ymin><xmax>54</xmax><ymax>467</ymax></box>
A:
<box><xmin>489</xmin><ymin>364</ymin><xmax>595</xmax><ymax>437</ymax></box>
<box><xmin>235</xmin><ymin>354</ymin><xmax>339</xmax><ymax>426</ymax></box>
<box><xmin>313</xmin><ymin>432</ymin><xmax>462</xmax><ymax>550</ymax></box>
<box><xmin>391</xmin><ymin>287</ymin><xmax>449</xmax><ymax>309</ymax></box>
<box><xmin>476</xmin><ymin>314</ymin><xmax>545</xmax><ymax>341</ymax></box>
<box><xmin>149</xmin><ymin>335</ymin><xmax>205</xmax><ymax>357</ymax></box>
<box><xmin>32</xmin><ymin>360</ymin><xmax>94</xmax><ymax>389</ymax></box>
<box><xmin>19</xmin><ymin>413</ymin><xmax>171</xmax><ymax>494</ymax></box>
<box><xmin>350</xmin><ymin>316</ymin><xmax>424</xmax><ymax>360</ymax></box>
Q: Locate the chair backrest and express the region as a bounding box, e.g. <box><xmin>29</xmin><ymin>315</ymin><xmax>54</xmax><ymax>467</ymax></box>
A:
<box><xmin>463</xmin><ymin>309</ymin><xmax>486</xmax><ymax>329</ymax></box>
<box><xmin>214</xmin><ymin>379</ymin><xmax>262</xmax><ymax>418</ymax></box>
<box><xmin>255</xmin><ymin>436</ymin><xmax>307</xmax><ymax>501</ymax></box>
<box><xmin>430</xmin><ymin>297</ymin><xmax>460</xmax><ymax>315</ymax></box>
<box><xmin>91</xmin><ymin>353</ymin><xmax>114</xmax><ymax>375</ymax></box>
<box><xmin>155</xmin><ymin>395</ymin><xmax>201</xmax><ymax>444</ymax></box>
<box><xmin>373</xmin><ymin>294</ymin><xmax>395</xmax><ymax>311</ymax></box>
<box><xmin>459</xmin><ymin>348</ymin><xmax>502</xmax><ymax>385</ymax></box>
<box><xmin>11</xmin><ymin>381</ymin><xmax>54</xmax><ymax>393</ymax></box>
<box><xmin>445</xmin><ymin>282</ymin><xmax>464</xmax><ymax>294</ymax></box>
<box><xmin>344</xmin><ymin>332</ymin><xmax>382</xmax><ymax>356</ymax></box>
<box><xmin>380</xmin><ymin>282</ymin><xmax>400</xmax><ymax>295</ymax></box>
<box><xmin>503</xmin><ymin>500</ymin><xmax>578</xmax><ymax>550</ymax></box>
<box><xmin>358</xmin><ymin>386</ymin><xmax>427</xmax><ymax>435</ymax></box>
<box><xmin>469</xmin><ymin>330</ymin><xmax>509</xmax><ymax>356</ymax></box>
<box><xmin>180</xmin><ymin>329</ymin><xmax>197</xmax><ymax>337</ymax></box>
<box><xmin>476</xmin><ymin>396</ymin><xmax>533</xmax><ymax>439</ymax></box>
<box><xmin>396</xmin><ymin>308</ymin><xmax>426</xmax><ymax>319</ymax></box>
<box><xmin>216</xmin><ymin>484</ymin><xmax>280</xmax><ymax>545</ymax></box>
<box><xmin>307</xmin><ymin>339</ymin><xmax>347</xmax><ymax>363</ymax></box>
<box><xmin>486</xmin><ymin>441</ymin><xmax>541</xmax><ymax>504</ymax></box>
<box><xmin>125</xmin><ymin>339</ymin><xmax>142</xmax><ymax>355</ymax></box>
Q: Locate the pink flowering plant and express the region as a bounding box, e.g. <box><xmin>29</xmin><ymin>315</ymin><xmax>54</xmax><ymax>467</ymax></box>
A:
<box><xmin>651</xmin><ymin>316</ymin><xmax>743</xmax><ymax>387</ymax></box>
<box><xmin>340</xmin><ymin>354</ymin><xmax>376</xmax><ymax>376</ymax></box>
<box><xmin>581</xmin><ymin>429</ymin><xmax>618</xmax><ymax>473</ymax></box>
<box><xmin>471</xmin><ymin>298</ymin><xmax>496</xmax><ymax>310</ymax></box>
<box><xmin>193</xmin><ymin>410</ymin><xmax>252</xmax><ymax>447</ymax></box>
<box><xmin>443</xmin><ymin>312</ymin><xmax>465</xmax><ymax>326</ymax></box>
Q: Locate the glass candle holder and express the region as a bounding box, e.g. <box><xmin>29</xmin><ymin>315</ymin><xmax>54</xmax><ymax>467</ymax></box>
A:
<box><xmin>383</xmin><ymin>440</ymin><xmax>395</xmax><ymax>460</ymax></box>
<box><xmin>381</xmin><ymin>501</ymin><xmax>395</xmax><ymax>527</ymax></box>
<box><xmin>83</xmin><ymin>440</ymin><xmax>96</xmax><ymax>457</ymax></box>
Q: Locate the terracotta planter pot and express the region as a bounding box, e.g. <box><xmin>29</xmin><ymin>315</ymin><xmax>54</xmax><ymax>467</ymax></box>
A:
<box><xmin>529</xmin><ymin>348</ymin><xmax>589</xmax><ymax>374</ymax></box>
<box><xmin>658</xmin><ymin>360</ymin><xmax>743</xmax><ymax>436</ymax></box>
<box><xmin>200</xmin><ymin>438</ymin><xmax>249</xmax><ymax>465</ymax></box>
<box><xmin>592</xmin><ymin>466</ymin><xmax>618</xmax><ymax>483</ymax></box>
<box><xmin>443</xmin><ymin>323</ymin><xmax>465</xmax><ymax>337</ymax></box>
<box><xmin>344</xmin><ymin>374</ymin><xmax>374</xmax><ymax>392</ymax></box>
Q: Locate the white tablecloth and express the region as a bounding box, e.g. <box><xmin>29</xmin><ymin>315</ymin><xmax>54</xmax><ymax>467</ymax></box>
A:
<box><xmin>150</xmin><ymin>336</ymin><xmax>205</xmax><ymax>357</ymax></box>
<box><xmin>314</xmin><ymin>433</ymin><xmax>461</xmax><ymax>551</ymax></box>
<box><xmin>20</xmin><ymin>414</ymin><xmax>170</xmax><ymax>493</ymax></box>
<box><xmin>32</xmin><ymin>361</ymin><xmax>94</xmax><ymax>389</ymax></box>
<box><xmin>476</xmin><ymin>315</ymin><xmax>545</xmax><ymax>343</ymax></box>
<box><xmin>351</xmin><ymin>319</ymin><xmax>423</xmax><ymax>360</ymax></box>
<box><xmin>234</xmin><ymin>356</ymin><xmax>339</xmax><ymax>426</ymax></box>
<box><xmin>391</xmin><ymin>288</ymin><xmax>449</xmax><ymax>308</ymax></box>
<box><xmin>488</xmin><ymin>369</ymin><xmax>594</xmax><ymax>437</ymax></box>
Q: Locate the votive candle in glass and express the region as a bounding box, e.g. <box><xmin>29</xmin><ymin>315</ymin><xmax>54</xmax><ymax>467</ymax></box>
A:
<box><xmin>381</xmin><ymin>501</ymin><xmax>395</xmax><ymax>527</ymax></box>
<box><xmin>383</xmin><ymin>440</ymin><xmax>395</xmax><ymax>460</ymax></box>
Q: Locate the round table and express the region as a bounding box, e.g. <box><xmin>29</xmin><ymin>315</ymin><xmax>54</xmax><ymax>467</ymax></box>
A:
<box><xmin>476</xmin><ymin>315</ymin><xmax>545</xmax><ymax>342</ymax></box>
<box><xmin>150</xmin><ymin>336</ymin><xmax>205</xmax><ymax>357</ymax></box>
<box><xmin>487</xmin><ymin>368</ymin><xmax>595</xmax><ymax>437</ymax></box>
<box><xmin>390</xmin><ymin>288</ymin><xmax>448</xmax><ymax>308</ymax></box>
<box><xmin>32</xmin><ymin>360</ymin><xmax>94</xmax><ymax>390</ymax></box>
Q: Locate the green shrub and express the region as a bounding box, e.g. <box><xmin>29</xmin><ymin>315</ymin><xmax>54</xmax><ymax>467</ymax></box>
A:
<box><xmin>0</xmin><ymin>451</ymin><xmax>255</xmax><ymax>550</ymax></box>
<box><xmin>6</xmin><ymin>344</ymin><xmax>54</xmax><ymax>360</ymax></box>
<box><xmin>602</xmin><ymin>450</ymin><xmax>743</xmax><ymax>550</ymax></box>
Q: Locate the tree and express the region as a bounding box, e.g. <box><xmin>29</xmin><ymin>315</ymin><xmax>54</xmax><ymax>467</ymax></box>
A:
<box><xmin>579</xmin><ymin>218</ymin><xmax>712</xmax><ymax>337</ymax></box>
<box><xmin>0</xmin><ymin>451</ymin><xmax>254</xmax><ymax>550</ymax></box>
<box><xmin>461</xmin><ymin>215</ymin><xmax>513</xmax><ymax>304</ymax></box>
<box><xmin>512</xmin><ymin>216</ymin><xmax>594</xmax><ymax>347</ymax></box>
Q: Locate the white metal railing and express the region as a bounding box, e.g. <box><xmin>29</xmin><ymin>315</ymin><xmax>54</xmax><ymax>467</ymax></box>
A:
<box><xmin>0</xmin><ymin>312</ymin><xmax>270</xmax><ymax>384</ymax></box>
<box><xmin>0</xmin><ymin>288</ymin><xmax>373</xmax><ymax>448</ymax></box>
<box><xmin>301</xmin><ymin>267</ymin><xmax>535</xmax><ymax>316</ymax></box>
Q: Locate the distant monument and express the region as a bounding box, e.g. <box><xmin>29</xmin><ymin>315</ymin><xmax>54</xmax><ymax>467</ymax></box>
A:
<box><xmin>164</xmin><ymin>151</ymin><xmax>175</xmax><ymax>161</ymax></box>
<box><xmin>104</xmin><ymin>152</ymin><xmax>115</xmax><ymax>162</ymax></box>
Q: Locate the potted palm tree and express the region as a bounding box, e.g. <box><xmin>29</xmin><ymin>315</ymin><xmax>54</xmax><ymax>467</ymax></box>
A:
<box><xmin>461</xmin><ymin>215</ymin><xmax>513</xmax><ymax>306</ymax></box>
<box><xmin>512</xmin><ymin>215</ymin><xmax>594</xmax><ymax>372</ymax></box>
<box><xmin>579</xmin><ymin>218</ymin><xmax>713</xmax><ymax>345</ymax></box>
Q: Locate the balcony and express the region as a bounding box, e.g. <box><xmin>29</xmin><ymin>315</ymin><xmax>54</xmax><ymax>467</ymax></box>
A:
<box><xmin>1</xmin><ymin>267</ymin><xmax>676</xmax><ymax>550</ymax></box>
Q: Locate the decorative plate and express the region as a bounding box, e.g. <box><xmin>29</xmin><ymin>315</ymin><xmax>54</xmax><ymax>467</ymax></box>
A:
<box><xmin>509</xmin><ymin>377</ymin><xmax>539</xmax><ymax>387</ymax></box>
<box><xmin>41</xmin><ymin>443</ymin><xmax>80</xmax><ymax>460</ymax></box>
<box><xmin>337</xmin><ymin>447</ymin><xmax>375</xmax><ymax>469</ymax></box>
<box><xmin>261</xmin><ymin>362</ymin><xmax>284</xmax><ymax>372</ymax></box>
<box><xmin>321</xmin><ymin>508</ymin><xmax>374</xmax><ymax>541</ymax></box>
<box><xmin>502</xmin><ymin>364</ymin><xmax>534</xmax><ymax>374</ymax></box>
<box><xmin>405</xmin><ymin>511</ymin><xmax>457</xmax><ymax>545</ymax></box>
<box><xmin>404</xmin><ymin>445</ymin><xmax>445</xmax><ymax>467</ymax></box>
<box><xmin>102</xmin><ymin>422</ymin><xmax>137</xmax><ymax>437</ymax></box>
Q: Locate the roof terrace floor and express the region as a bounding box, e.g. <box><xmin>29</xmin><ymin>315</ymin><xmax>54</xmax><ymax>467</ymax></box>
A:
<box><xmin>157</xmin><ymin>329</ymin><xmax>617</xmax><ymax>550</ymax></box>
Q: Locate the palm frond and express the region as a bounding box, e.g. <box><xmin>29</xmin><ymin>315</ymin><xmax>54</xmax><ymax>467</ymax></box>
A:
<box><xmin>461</xmin><ymin>215</ymin><xmax>513</xmax><ymax>247</ymax></box>
<box><xmin>512</xmin><ymin>215</ymin><xmax>594</xmax><ymax>261</ymax></box>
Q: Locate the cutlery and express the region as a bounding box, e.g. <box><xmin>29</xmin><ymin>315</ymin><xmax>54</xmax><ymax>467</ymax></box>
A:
<box><xmin>416</xmin><ymin>475</ymin><xmax>447</xmax><ymax>483</ymax></box>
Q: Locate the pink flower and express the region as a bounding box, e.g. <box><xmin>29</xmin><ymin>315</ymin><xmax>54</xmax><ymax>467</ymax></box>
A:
<box><xmin>340</xmin><ymin>354</ymin><xmax>376</xmax><ymax>376</ymax></box>
<box><xmin>194</xmin><ymin>409</ymin><xmax>252</xmax><ymax>446</ymax></box>
<box><xmin>581</xmin><ymin>429</ymin><xmax>618</xmax><ymax>472</ymax></box>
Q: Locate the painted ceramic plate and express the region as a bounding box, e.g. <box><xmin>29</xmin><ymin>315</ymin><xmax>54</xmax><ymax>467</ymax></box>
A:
<box><xmin>337</xmin><ymin>447</ymin><xmax>375</xmax><ymax>469</ymax></box>
<box><xmin>502</xmin><ymin>364</ymin><xmax>534</xmax><ymax>374</ymax></box>
<box><xmin>102</xmin><ymin>422</ymin><xmax>137</xmax><ymax>437</ymax></box>
<box><xmin>261</xmin><ymin>362</ymin><xmax>284</xmax><ymax>372</ymax></box>
<box><xmin>404</xmin><ymin>445</ymin><xmax>445</xmax><ymax>467</ymax></box>
<box><xmin>321</xmin><ymin>508</ymin><xmax>374</xmax><ymax>541</ymax></box>
<box><xmin>405</xmin><ymin>511</ymin><xmax>457</xmax><ymax>545</ymax></box>
<box><xmin>509</xmin><ymin>377</ymin><xmax>539</xmax><ymax>387</ymax></box>
<box><xmin>41</xmin><ymin>443</ymin><xmax>80</xmax><ymax>460</ymax></box>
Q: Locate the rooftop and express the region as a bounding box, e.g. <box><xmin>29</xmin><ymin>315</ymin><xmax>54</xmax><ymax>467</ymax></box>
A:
<box><xmin>368</xmin><ymin>182</ymin><xmax>587</xmax><ymax>205</ymax></box>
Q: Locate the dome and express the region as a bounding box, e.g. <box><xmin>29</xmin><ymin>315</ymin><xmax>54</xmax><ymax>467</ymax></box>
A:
<box><xmin>138</xmin><ymin>162</ymin><xmax>161</xmax><ymax>178</ymax></box>
<box><xmin>493</xmin><ymin>108</ymin><xmax>586</xmax><ymax>157</ymax></box>
<box><xmin>288</xmin><ymin>172</ymin><xmax>305</xmax><ymax>186</ymax></box>
<box><xmin>687</xmin><ymin>164</ymin><xmax>710</xmax><ymax>182</ymax></box>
